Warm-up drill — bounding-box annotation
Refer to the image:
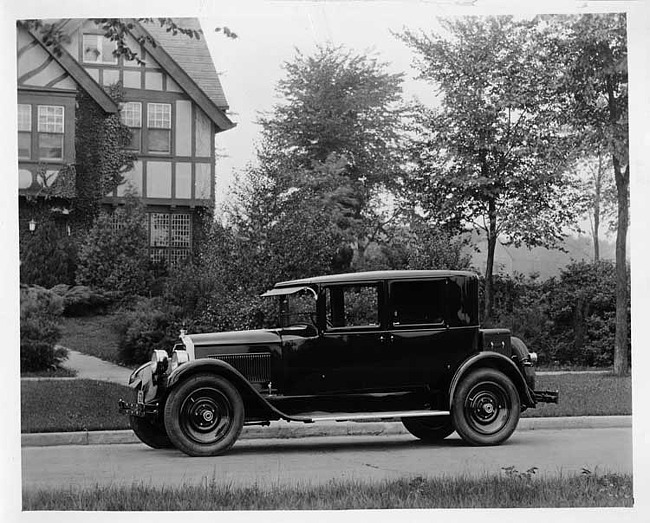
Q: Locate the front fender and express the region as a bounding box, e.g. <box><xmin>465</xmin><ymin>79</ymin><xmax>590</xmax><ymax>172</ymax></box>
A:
<box><xmin>165</xmin><ymin>359</ymin><xmax>286</xmax><ymax>421</ymax></box>
<box><xmin>449</xmin><ymin>352</ymin><xmax>535</xmax><ymax>409</ymax></box>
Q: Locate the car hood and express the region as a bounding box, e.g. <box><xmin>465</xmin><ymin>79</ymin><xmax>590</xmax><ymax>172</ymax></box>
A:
<box><xmin>186</xmin><ymin>329</ymin><xmax>281</xmax><ymax>347</ymax></box>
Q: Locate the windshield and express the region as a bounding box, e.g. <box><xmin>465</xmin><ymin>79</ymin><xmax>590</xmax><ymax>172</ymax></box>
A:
<box><xmin>278</xmin><ymin>288</ymin><xmax>317</xmax><ymax>328</ymax></box>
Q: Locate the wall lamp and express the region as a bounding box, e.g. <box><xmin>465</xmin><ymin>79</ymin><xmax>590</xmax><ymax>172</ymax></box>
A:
<box><xmin>28</xmin><ymin>219</ymin><xmax>37</xmax><ymax>233</ymax></box>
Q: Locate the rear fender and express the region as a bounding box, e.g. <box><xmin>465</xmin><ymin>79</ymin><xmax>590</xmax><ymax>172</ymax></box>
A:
<box><xmin>449</xmin><ymin>352</ymin><xmax>536</xmax><ymax>409</ymax></box>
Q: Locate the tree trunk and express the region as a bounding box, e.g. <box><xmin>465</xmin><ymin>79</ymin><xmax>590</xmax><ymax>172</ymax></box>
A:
<box><xmin>592</xmin><ymin>169</ymin><xmax>601</xmax><ymax>262</ymax></box>
<box><xmin>612</xmin><ymin>157</ymin><xmax>629</xmax><ymax>376</ymax></box>
<box><xmin>483</xmin><ymin>199</ymin><xmax>498</xmax><ymax>324</ymax></box>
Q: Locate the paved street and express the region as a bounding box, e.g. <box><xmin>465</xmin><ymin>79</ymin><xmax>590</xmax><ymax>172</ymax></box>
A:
<box><xmin>23</xmin><ymin>426</ymin><xmax>632</xmax><ymax>490</ymax></box>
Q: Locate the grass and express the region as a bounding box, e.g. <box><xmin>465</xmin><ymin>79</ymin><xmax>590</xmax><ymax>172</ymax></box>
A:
<box><xmin>21</xmin><ymin>379</ymin><xmax>131</xmax><ymax>433</ymax></box>
<box><xmin>22</xmin><ymin>471</ymin><xmax>633</xmax><ymax>509</ymax></box>
<box><xmin>20</xmin><ymin>372</ymin><xmax>630</xmax><ymax>434</ymax></box>
<box><xmin>21</xmin><ymin>367</ymin><xmax>77</xmax><ymax>378</ymax></box>
<box><xmin>58</xmin><ymin>314</ymin><xmax>124</xmax><ymax>365</ymax></box>
<box><xmin>522</xmin><ymin>372</ymin><xmax>631</xmax><ymax>418</ymax></box>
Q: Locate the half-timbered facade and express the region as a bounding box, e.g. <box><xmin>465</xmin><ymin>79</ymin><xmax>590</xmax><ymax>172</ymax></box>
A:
<box><xmin>17</xmin><ymin>18</ymin><xmax>234</xmax><ymax>264</ymax></box>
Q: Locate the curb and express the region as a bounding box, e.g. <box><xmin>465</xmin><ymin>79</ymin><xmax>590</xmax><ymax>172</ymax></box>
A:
<box><xmin>21</xmin><ymin>415</ymin><xmax>632</xmax><ymax>448</ymax></box>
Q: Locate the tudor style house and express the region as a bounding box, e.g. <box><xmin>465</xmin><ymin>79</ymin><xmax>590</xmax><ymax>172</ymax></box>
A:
<box><xmin>17</xmin><ymin>18</ymin><xmax>234</xmax><ymax>265</ymax></box>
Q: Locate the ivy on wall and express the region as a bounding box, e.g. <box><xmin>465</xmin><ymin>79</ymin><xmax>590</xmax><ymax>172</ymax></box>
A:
<box><xmin>74</xmin><ymin>82</ymin><xmax>136</xmax><ymax>227</ymax></box>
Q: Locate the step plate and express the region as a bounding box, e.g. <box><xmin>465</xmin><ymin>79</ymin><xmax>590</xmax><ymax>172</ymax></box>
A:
<box><xmin>299</xmin><ymin>410</ymin><xmax>450</xmax><ymax>423</ymax></box>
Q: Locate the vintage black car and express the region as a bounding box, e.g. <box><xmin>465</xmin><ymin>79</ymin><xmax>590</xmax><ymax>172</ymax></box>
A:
<box><xmin>120</xmin><ymin>270</ymin><xmax>558</xmax><ymax>456</ymax></box>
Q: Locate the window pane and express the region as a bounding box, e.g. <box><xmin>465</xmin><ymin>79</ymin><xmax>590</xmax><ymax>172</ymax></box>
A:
<box><xmin>38</xmin><ymin>106</ymin><xmax>64</xmax><ymax>133</ymax></box>
<box><xmin>83</xmin><ymin>35</ymin><xmax>101</xmax><ymax>62</ymax></box>
<box><xmin>83</xmin><ymin>34</ymin><xmax>116</xmax><ymax>63</ymax></box>
<box><xmin>147</xmin><ymin>103</ymin><xmax>171</xmax><ymax>129</ymax></box>
<box><xmin>38</xmin><ymin>133</ymin><xmax>63</xmax><ymax>159</ymax></box>
<box><xmin>391</xmin><ymin>280</ymin><xmax>446</xmax><ymax>326</ymax></box>
<box><xmin>121</xmin><ymin>102</ymin><xmax>142</xmax><ymax>127</ymax></box>
<box><xmin>170</xmin><ymin>214</ymin><xmax>191</xmax><ymax>247</ymax></box>
<box><xmin>148</xmin><ymin>129</ymin><xmax>170</xmax><ymax>153</ymax></box>
<box><xmin>326</xmin><ymin>285</ymin><xmax>379</xmax><ymax>328</ymax></box>
<box><xmin>150</xmin><ymin>213</ymin><xmax>169</xmax><ymax>247</ymax></box>
<box><xmin>126</xmin><ymin>128</ymin><xmax>141</xmax><ymax>151</ymax></box>
<box><xmin>18</xmin><ymin>133</ymin><xmax>31</xmax><ymax>159</ymax></box>
<box><xmin>18</xmin><ymin>104</ymin><xmax>31</xmax><ymax>131</ymax></box>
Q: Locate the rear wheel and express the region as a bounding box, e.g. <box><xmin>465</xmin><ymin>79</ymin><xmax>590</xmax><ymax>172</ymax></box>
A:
<box><xmin>164</xmin><ymin>374</ymin><xmax>245</xmax><ymax>457</ymax></box>
<box><xmin>402</xmin><ymin>415</ymin><xmax>454</xmax><ymax>442</ymax></box>
<box><xmin>130</xmin><ymin>415</ymin><xmax>173</xmax><ymax>449</ymax></box>
<box><xmin>452</xmin><ymin>368</ymin><xmax>520</xmax><ymax>446</ymax></box>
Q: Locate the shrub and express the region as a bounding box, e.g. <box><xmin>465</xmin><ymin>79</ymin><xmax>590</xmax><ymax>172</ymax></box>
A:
<box><xmin>20</xmin><ymin>285</ymin><xmax>67</xmax><ymax>372</ymax></box>
<box><xmin>76</xmin><ymin>194</ymin><xmax>152</xmax><ymax>296</ymax></box>
<box><xmin>20</xmin><ymin>219</ymin><xmax>77</xmax><ymax>287</ymax></box>
<box><xmin>50</xmin><ymin>284</ymin><xmax>114</xmax><ymax>316</ymax></box>
<box><xmin>114</xmin><ymin>298</ymin><xmax>181</xmax><ymax>365</ymax></box>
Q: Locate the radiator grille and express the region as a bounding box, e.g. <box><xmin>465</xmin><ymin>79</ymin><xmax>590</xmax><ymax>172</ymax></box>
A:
<box><xmin>207</xmin><ymin>353</ymin><xmax>271</xmax><ymax>383</ymax></box>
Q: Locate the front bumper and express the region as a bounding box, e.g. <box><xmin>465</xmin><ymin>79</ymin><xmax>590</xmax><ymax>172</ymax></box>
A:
<box><xmin>533</xmin><ymin>389</ymin><xmax>559</xmax><ymax>403</ymax></box>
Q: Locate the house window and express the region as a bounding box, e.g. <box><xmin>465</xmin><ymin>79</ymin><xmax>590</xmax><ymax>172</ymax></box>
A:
<box><xmin>83</xmin><ymin>34</ymin><xmax>118</xmax><ymax>64</ymax></box>
<box><xmin>147</xmin><ymin>103</ymin><xmax>171</xmax><ymax>153</ymax></box>
<box><xmin>121</xmin><ymin>102</ymin><xmax>142</xmax><ymax>151</ymax></box>
<box><xmin>149</xmin><ymin>212</ymin><xmax>191</xmax><ymax>267</ymax></box>
<box><xmin>18</xmin><ymin>104</ymin><xmax>32</xmax><ymax>159</ymax></box>
<box><xmin>37</xmin><ymin>105</ymin><xmax>64</xmax><ymax>160</ymax></box>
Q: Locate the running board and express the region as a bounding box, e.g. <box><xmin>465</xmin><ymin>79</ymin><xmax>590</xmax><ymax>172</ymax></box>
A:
<box><xmin>288</xmin><ymin>410</ymin><xmax>450</xmax><ymax>423</ymax></box>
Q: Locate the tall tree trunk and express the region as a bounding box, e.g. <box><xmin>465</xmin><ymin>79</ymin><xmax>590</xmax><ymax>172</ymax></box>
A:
<box><xmin>592</xmin><ymin>159</ymin><xmax>601</xmax><ymax>262</ymax></box>
<box><xmin>483</xmin><ymin>199</ymin><xmax>498</xmax><ymax>323</ymax></box>
<box><xmin>613</xmin><ymin>157</ymin><xmax>629</xmax><ymax>376</ymax></box>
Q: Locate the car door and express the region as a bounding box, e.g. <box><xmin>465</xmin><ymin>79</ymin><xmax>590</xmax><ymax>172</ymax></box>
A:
<box><xmin>385</xmin><ymin>278</ymin><xmax>453</xmax><ymax>388</ymax></box>
<box><xmin>283</xmin><ymin>281</ymin><xmax>390</xmax><ymax>394</ymax></box>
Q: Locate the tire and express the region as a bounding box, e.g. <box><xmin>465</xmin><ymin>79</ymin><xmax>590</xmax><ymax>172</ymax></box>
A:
<box><xmin>164</xmin><ymin>374</ymin><xmax>245</xmax><ymax>457</ymax></box>
<box><xmin>402</xmin><ymin>415</ymin><xmax>454</xmax><ymax>442</ymax></box>
<box><xmin>451</xmin><ymin>368</ymin><xmax>520</xmax><ymax>446</ymax></box>
<box><xmin>130</xmin><ymin>415</ymin><xmax>174</xmax><ymax>449</ymax></box>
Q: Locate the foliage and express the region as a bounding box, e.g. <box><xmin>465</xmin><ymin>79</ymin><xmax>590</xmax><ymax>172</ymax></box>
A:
<box><xmin>551</xmin><ymin>13</ymin><xmax>629</xmax><ymax>375</ymax></box>
<box><xmin>75</xmin><ymin>193</ymin><xmax>153</xmax><ymax>296</ymax></box>
<box><xmin>114</xmin><ymin>298</ymin><xmax>181</xmax><ymax>365</ymax></box>
<box><xmin>20</xmin><ymin>285</ymin><xmax>67</xmax><ymax>372</ymax></box>
<box><xmin>74</xmin><ymin>84</ymin><xmax>136</xmax><ymax>227</ymax></box>
<box><xmin>399</xmin><ymin>16</ymin><xmax>583</xmax><ymax>319</ymax></box>
<box><xmin>49</xmin><ymin>284</ymin><xmax>114</xmax><ymax>317</ymax></box>
<box><xmin>58</xmin><ymin>315</ymin><xmax>123</xmax><ymax>365</ymax></box>
<box><xmin>19</xmin><ymin>219</ymin><xmax>77</xmax><ymax>287</ymax></box>
<box><xmin>487</xmin><ymin>261</ymin><xmax>628</xmax><ymax>367</ymax></box>
<box><xmin>252</xmin><ymin>45</ymin><xmax>410</xmax><ymax>269</ymax></box>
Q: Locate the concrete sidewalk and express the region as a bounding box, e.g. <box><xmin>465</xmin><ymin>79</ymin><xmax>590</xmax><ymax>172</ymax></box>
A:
<box><xmin>21</xmin><ymin>415</ymin><xmax>631</xmax><ymax>448</ymax></box>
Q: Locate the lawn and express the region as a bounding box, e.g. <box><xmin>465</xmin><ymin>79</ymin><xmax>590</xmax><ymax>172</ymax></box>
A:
<box><xmin>523</xmin><ymin>372</ymin><xmax>631</xmax><ymax>417</ymax></box>
<box><xmin>20</xmin><ymin>372</ymin><xmax>631</xmax><ymax>434</ymax></box>
<box><xmin>58</xmin><ymin>314</ymin><xmax>124</xmax><ymax>364</ymax></box>
<box><xmin>22</xmin><ymin>472</ymin><xmax>633</xmax><ymax>509</ymax></box>
<box><xmin>21</xmin><ymin>379</ymin><xmax>131</xmax><ymax>433</ymax></box>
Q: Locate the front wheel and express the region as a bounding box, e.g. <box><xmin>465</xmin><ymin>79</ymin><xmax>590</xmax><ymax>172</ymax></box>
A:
<box><xmin>164</xmin><ymin>374</ymin><xmax>245</xmax><ymax>457</ymax></box>
<box><xmin>130</xmin><ymin>415</ymin><xmax>174</xmax><ymax>449</ymax></box>
<box><xmin>402</xmin><ymin>415</ymin><xmax>454</xmax><ymax>442</ymax></box>
<box><xmin>452</xmin><ymin>368</ymin><xmax>520</xmax><ymax>446</ymax></box>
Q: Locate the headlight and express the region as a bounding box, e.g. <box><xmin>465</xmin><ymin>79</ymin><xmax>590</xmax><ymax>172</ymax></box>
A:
<box><xmin>150</xmin><ymin>349</ymin><xmax>169</xmax><ymax>374</ymax></box>
<box><xmin>529</xmin><ymin>352</ymin><xmax>538</xmax><ymax>365</ymax></box>
<box><xmin>170</xmin><ymin>349</ymin><xmax>190</xmax><ymax>372</ymax></box>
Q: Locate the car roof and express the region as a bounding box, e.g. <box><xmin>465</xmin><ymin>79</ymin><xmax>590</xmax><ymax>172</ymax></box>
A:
<box><xmin>273</xmin><ymin>270</ymin><xmax>478</xmax><ymax>289</ymax></box>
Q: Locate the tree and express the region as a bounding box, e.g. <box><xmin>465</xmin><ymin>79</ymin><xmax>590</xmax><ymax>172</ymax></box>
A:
<box><xmin>574</xmin><ymin>149</ymin><xmax>617</xmax><ymax>261</ymax></box>
<box><xmin>399</xmin><ymin>16</ymin><xmax>582</xmax><ymax>321</ymax></box>
<box><xmin>22</xmin><ymin>18</ymin><xmax>236</xmax><ymax>64</ymax></box>
<box><xmin>255</xmin><ymin>45</ymin><xmax>410</xmax><ymax>268</ymax></box>
<box><xmin>554</xmin><ymin>13</ymin><xmax>629</xmax><ymax>375</ymax></box>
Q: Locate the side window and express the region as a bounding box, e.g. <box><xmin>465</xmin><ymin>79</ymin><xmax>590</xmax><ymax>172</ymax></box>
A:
<box><xmin>325</xmin><ymin>284</ymin><xmax>379</xmax><ymax>329</ymax></box>
<box><xmin>390</xmin><ymin>280</ymin><xmax>446</xmax><ymax>327</ymax></box>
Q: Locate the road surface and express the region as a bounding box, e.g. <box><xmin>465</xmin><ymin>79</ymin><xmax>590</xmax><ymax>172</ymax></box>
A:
<box><xmin>22</xmin><ymin>427</ymin><xmax>632</xmax><ymax>490</ymax></box>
